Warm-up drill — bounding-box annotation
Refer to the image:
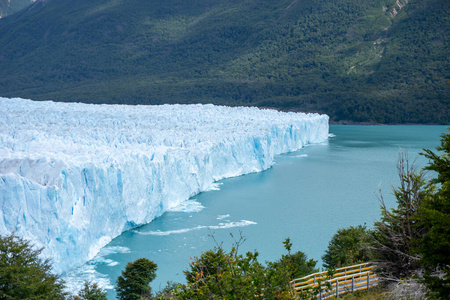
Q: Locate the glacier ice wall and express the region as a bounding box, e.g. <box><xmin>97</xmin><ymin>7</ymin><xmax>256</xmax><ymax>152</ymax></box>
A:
<box><xmin>0</xmin><ymin>97</ymin><xmax>329</xmax><ymax>273</ymax></box>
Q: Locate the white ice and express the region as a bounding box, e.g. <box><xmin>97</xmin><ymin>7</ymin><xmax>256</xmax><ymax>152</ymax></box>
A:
<box><xmin>0</xmin><ymin>97</ymin><xmax>328</xmax><ymax>274</ymax></box>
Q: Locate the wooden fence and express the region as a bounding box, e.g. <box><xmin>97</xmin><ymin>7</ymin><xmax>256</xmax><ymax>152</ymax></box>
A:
<box><xmin>289</xmin><ymin>263</ymin><xmax>379</xmax><ymax>299</ymax></box>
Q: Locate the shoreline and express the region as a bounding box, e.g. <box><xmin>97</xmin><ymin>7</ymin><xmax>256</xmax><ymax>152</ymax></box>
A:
<box><xmin>329</xmin><ymin>121</ymin><xmax>449</xmax><ymax>125</ymax></box>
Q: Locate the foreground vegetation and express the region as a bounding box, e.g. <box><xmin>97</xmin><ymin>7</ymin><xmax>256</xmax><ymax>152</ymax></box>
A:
<box><xmin>1</xmin><ymin>131</ymin><xmax>448</xmax><ymax>299</ymax></box>
<box><xmin>0</xmin><ymin>0</ymin><xmax>448</xmax><ymax>124</ymax></box>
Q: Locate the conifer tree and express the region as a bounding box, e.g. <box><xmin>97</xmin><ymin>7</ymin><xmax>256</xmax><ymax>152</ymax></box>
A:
<box><xmin>116</xmin><ymin>258</ymin><xmax>157</xmax><ymax>300</ymax></box>
<box><xmin>416</xmin><ymin>130</ymin><xmax>450</xmax><ymax>298</ymax></box>
<box><xmin>371</xmin><ymin>152</ymin><xmax>428</xmax><ymax>279</ymax></box>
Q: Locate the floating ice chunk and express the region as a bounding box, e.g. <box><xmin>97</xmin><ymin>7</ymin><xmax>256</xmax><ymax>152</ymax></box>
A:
<box><xmin>167</xmin><ymin>200</ymin><xmax>205</xmax><ymax>213</ymax></box>
<box><xmin>98</xmin><ymin>246</ymin><xmax>131</xmax><ymax>255</ymax></box>
<box><xmin>205</xmin><ymin>182</ymin><xmax>222</xmax><ymax>191</ymax></box>
<box><xmin>217</xmin><ymin>214</ymin><xmax>231</xmax><ymax>220</ymax></box>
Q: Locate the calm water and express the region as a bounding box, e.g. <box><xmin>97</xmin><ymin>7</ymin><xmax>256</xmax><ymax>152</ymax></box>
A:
<box><xmin>63</xmin><ymin>125</ymin><xmax>448</xmax><ymax>298</ymax></box>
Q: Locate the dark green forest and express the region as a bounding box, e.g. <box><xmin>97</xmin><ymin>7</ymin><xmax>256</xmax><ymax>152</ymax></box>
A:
<box><xmin>0</xmin><ymin>0</ymin><xmax>448</xmax><ymax>124</ymax></box>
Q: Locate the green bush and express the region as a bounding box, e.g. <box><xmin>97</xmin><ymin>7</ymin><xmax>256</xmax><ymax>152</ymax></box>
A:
<box><xmin>0</xmin><ymin>234</ymin><xmax>67</xmax><ymax>299</ymax></box>
<box><xmin>267</xmin><ymin>238</ymin><xmax>318</xmax><ymax>286</ymax></box>
<box><xmin>172</xmin><ymin>236</ymin><xmax>316</xmax><ymax>299</ymax></box>
<box><xmin>322</xmin><ymin>225</ymin><xmax>372</xmax><ymax>269</ymax></box>
<box><xmin>71</xmin><ymin>281</ymin><xmax>107</xmax><ymax>300</ymax></box>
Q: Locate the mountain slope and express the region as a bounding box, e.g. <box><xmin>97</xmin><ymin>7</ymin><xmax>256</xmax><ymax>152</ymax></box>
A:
<box><xmin>0</xmin><ymin>0</ymin><xmax>33</xmax><ymax>18</ymax></box>
<box><xmin>0</xmin><ymin>0</ymin><xmax>448</xmax><ymax>123</ymax></box>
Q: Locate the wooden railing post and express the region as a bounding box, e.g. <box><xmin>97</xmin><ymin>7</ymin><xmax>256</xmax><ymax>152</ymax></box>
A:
<box><xmin>367</xmin><ymin>272</ymin><xmax>370</xmax><ymax>290</ymax></box>
<box><xmin>336</xmin><ymin>280</ymin><xmax>339</xmax><ymax>298</ymax></box>
<box><xmin>352</xmin><ymin>277</ymin><xmax>355</xmax><ymax>292</ymax></box>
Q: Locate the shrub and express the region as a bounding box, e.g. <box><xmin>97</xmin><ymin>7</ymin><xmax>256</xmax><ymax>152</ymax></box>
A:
<box><xmin>322</xmin><ymin>225</ymin><xmax>372</xmax><ymax>269</ymax></box>
<box><xmin>174</xmin><ymin>235</ymin><xmax>316</xmax><ymax>299</ymax></box>
<box><xmin>0</xmin><ymin>234</ymin><xmax>66</xmax><ymax>299</ymax></box>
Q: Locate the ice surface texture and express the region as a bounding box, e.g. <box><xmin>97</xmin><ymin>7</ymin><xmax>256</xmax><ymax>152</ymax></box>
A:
<box><xmin>0</xmin><ymin>97</ymin><xmax>329</xmax><ymax>273</ymax></box>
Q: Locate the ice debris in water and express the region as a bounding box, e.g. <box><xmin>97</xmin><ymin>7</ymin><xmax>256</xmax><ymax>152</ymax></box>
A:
<box><xmin>0</xmin><ymin>97</ymin><xmax>329</xmax><ymax>274</ymax></box>
<box><xmin>167</xmin><ymin>200</ymin><xmax>205</xmax><ymax>213</ymax></box>
<box><xmin>134</xmin><ymin>220</ymin><xmax>258</xmax><ymax>236</ymax></box>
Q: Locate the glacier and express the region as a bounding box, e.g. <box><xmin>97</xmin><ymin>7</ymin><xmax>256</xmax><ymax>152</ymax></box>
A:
<box><xmin>0</xmin><ymin>97</ymin><xmax>329</xmax><ymax>274</ymax></box>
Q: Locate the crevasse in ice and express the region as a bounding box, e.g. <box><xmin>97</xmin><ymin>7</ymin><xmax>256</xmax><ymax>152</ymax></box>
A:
<box><xmin>0</xmin><ymin>97</ymin><xmax>329</xmax><ymax>273</ymax></box>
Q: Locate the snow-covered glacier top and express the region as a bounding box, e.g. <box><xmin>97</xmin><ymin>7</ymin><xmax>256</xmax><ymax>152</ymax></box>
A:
<box><xmin>0</xmin><ymin>97</ymin><xmax>328</xmax><ymax>274</ymax></box>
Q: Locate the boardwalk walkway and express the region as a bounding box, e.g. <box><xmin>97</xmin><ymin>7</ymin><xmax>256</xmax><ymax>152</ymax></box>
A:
<box><xmin>289</xmin><ymin>263</ymin><xmax>379</xmax><ymax>299</ymax></box>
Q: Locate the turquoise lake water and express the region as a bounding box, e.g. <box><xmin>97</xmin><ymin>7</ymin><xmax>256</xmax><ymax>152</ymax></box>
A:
<box><xmin>63</xmin><ymin>125</ymin><xmax>448</xmax><ymax>298</ymax></box>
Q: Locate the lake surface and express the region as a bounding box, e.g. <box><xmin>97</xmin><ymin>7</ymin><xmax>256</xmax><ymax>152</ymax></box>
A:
<box><xmin>63</xmin><ymin>125</ymin><xmax>448</xmax><ymax>298</ymax></box>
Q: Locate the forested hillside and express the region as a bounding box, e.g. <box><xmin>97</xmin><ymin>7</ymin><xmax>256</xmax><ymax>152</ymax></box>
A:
<box><xmin>0</xmin><ymin>0</ymin><xmax>448</xmax><ymax>123</ymax></box>
<box><xmin>0</xmin><ymin>0</ymin><xmax>33</xmax><ymax>18</ymax></box>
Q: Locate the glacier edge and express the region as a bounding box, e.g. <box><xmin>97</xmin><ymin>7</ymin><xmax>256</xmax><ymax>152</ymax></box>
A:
<box><xmin>0</xmin><ymin>97</ymin><xmax>329</xmax><ymax>274</ymax></box>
